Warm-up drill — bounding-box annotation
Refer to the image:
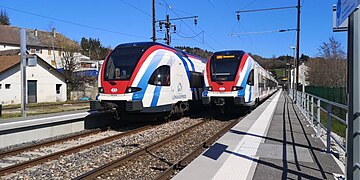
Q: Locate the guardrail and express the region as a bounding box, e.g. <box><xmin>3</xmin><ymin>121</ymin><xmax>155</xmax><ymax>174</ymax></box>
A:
<box><xmin>289</xmin><ymin>89</ymin><xmax>347</xmax><ymax>153</ymax></box>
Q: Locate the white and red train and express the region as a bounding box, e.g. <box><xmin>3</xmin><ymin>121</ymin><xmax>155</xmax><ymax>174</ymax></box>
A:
<box><xmin>95</xmin><ymin>42</ymin><xmax>206</xmax><ymax>119</ymax></box>
<box><xmin>202</xmin><ymin>50</ymin><xmax>277</xmax><ymax>111</ymax></box>
<box><xmin>94</xmin><ymin>42</ymin><xmax>277</xmax><ymax>118</ymax></box>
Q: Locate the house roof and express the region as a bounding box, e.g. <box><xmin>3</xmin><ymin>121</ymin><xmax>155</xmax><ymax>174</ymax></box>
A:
<box><xmin>0</xmin><ymin>49</ymin><xmax>20</xmax><ymax>56</ymax></box>
<box><xmin>0</xmin><ymin>55</ymin><xmax>66</xmax><ymax>80</ymax></box>
<box><xmin>0</xmin><ymin>55</ymin><xmax>20</xmax><ymax>73</ymax></box>
<box><xmin>0</xmin><ymin>25</ymin><xmax>79</xmax><ymax>49</ymax></box>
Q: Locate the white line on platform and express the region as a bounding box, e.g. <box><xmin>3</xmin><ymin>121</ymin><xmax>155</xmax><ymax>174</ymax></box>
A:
<box><xmin>0</xmin><ymin>112</ymin><xmax>90</xmax><ymax>130</ymax></box>
<box><xmin>212</xmin><ymin>91</ymin><xmax>281</xmax><ymax>180</ymax></box>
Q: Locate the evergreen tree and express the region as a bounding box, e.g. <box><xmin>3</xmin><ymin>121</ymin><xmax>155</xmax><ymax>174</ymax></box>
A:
<box><xmin>0</xmin><ymin>10</ymin><xmax>10</xmax><ymax>25</ymax></box>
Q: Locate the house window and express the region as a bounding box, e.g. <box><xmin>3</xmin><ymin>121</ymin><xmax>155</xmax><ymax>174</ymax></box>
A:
<box><xmin>48</xmin><ymin>49</ymin><xmax>52</xmax><ymax>55</ymax></box>
<box><xmin>35</xmin><ymin>48</ymin><xmax>42</xmax><ymax>53</ymax></box>
<box><xmin>30</xmin><ymin>49</ymin><xmax>35</xmax><ymax>53</ymax></box>
<box><xmin>56</xmin><ymin>84</ymin><xmax>62</xmax><ymax>94</ymax></box>
<box><xmin>5</xmin><ymin>84</ymin><xmax>10</xmax><ymax>89</ymax></box>
<box><xmin>58</xmin><ymin>50</ymin><xmax>62</xmax><ymax>56</ymax></box>
<box><xmin>0</xmin><ymin>84</ymin><xmax>2</xmax><ymax>89</ymax></box>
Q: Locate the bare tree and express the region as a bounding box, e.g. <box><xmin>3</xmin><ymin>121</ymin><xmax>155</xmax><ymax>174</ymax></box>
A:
<box><xmin>60</xmin><ymin>44</ymin><xmax>86</xmax><ymax>99</ymax></box>
<box><xmin>306</xmin><ymin>37</ymin><xmax>347</xmax><ymax>87</ymax></box>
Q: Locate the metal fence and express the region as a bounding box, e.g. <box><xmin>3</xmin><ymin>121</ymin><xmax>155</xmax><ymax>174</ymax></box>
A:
<box><xmin>289</xmin><ymin>89</ymin><xmax>348</xmax><ymax>153</ymax></box>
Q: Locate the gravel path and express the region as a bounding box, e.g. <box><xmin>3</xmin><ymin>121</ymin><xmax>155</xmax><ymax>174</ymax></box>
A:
<box><xmin>2</xmin><ymin>117</ymin><xmax>202</xmax><ymax>179</ymax></box>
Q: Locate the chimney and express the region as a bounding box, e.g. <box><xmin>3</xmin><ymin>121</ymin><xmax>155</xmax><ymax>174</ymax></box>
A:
<box><xmin>34</xmin><ymin>29</ymin><xmax>38</xmax><ymax>37</ymax></box>
<box><xmin>52</xmin><ymin>27</ymin><xmax>56</xmax><ymax>38</ymax></box>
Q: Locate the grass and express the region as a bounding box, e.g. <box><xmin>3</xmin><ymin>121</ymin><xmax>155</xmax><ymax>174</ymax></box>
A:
<box><xmin>308</xmin><ymin>104</ymin><xmax>346</xmax><ymax>137</ymax></box>
<box><xmin>0</xmin><ymin>102</ymin><xmax>89</xmax><ymax>120</ymax></box>
<box><xmin>273</xmin><ymin>68</ymin><xmax>286</xmax><ymax>78</ymax></box>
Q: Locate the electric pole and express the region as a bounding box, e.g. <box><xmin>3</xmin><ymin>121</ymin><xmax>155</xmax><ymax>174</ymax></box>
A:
<box><xmin>295</xmin><ymin>0</ymin><xmax>301</xmax><ymax>93</ymax></box>
<box><xmin>152</xmin><ymin>0</ymin><xmax>156</xmax><ymax>42</ymax></box>
<box><xmin>157</xmin><ymin>15</ymin><xmax>198</xmax><ymax>46</ymax></box>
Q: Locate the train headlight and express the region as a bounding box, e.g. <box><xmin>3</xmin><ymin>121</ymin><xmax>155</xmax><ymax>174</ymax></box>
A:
<box><xmin>206</xmin><ymin>86</ymin><xmax>213</xmax><ymax>91</ymax></box>
<box><xmin>232</xmin><ymin>86</ymin><xmax>243</xmax><ymax>91</ymax></box>
<box><xmin>125</xmin><ymin>87</ymin><xmax>142</xmax><ymax>93</ymax></box>
<box><xmin>98</xmin><ymin>87</ymin><xmax>104</xmax><ymax>93</ymax></box>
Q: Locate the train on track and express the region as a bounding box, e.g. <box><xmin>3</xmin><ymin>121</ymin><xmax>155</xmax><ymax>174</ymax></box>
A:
<box><xmin>202</xmin><ymin>50</ymin><xmax>278</xmax><ymax>112</ymax></box>
<box><xmin>93</xmin><ymin>42</ymin><xmax>207</xmax><ymax>119</ymax></box>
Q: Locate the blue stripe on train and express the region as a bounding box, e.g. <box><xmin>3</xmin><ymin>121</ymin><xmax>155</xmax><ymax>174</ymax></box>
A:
<box><xmin>132</xmin><ymin>51</ymin><xmax>164</xmax><ymax>100</ymax></box>
<box><xmin>238</xmin><ymin>60</ymin><xmax>253</xmax><ymax>97</ymax></box>
<box><xmin>150</xmin><ymin>86</ymin><xmax>162</xmax><ymax>107</ymax></box>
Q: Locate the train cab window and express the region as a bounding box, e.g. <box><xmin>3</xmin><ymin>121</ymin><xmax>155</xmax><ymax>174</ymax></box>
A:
<box><xmin>247</xmin><ymin>69</ymin><xmax>254</xmax><ymax>86</ymax></box>
<box><xmin>189</xmin><ymin>71</ymin><xmax>204</xmax><ymax>88</ymax></box>
<box><xmin>148</xmin><ymin>65</ymin><xmax>170</xmax><ymax>86</ymax></box>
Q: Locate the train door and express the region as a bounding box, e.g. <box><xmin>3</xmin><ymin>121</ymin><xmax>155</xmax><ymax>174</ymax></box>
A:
<box><xmin>171</xmin><ymin>60</ymin><xmax>186</xmax><ymax>102</ymax></box>
<box><xmin>254</xmin><ymin>65</ymin><xmax>259</xmax><ymax>100</ymax></box>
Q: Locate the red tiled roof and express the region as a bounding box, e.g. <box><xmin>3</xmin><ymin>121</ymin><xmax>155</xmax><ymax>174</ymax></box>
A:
<box><xmin>0</xmin><ymin>55</ymin><xmax>20</xmax><ymax>73</ymax></box>
<box><xmin>0</xmin><ymin>25</ymin><xmax>79</xmax><ymax>49</ymax></box>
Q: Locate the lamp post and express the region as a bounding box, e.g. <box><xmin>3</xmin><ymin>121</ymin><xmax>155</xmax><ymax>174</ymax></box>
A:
<box><xmin>290</xmin><ymin>46</ymin><xmax>296</xmax><ymax>99</ymax></box>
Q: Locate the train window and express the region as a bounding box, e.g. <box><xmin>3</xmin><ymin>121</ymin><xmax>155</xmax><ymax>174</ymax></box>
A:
<box><xmin>104</xmin><ymin>46</ymin><xmax>145</xmax><ymax>80</ymax></box>
<box><xmin>189</xmin><ymin>71</ymin><xmax>204</xmax><ymax>88</ymax></box>
<box><xmin>247</xmin><ymin>70</ymin><xmax>254</xmax><ymax>86</ymax></box>
<box><xmin>148</xmin><ymin>65</ymin><xmax>170</xmax><ymax>86</ymax></box>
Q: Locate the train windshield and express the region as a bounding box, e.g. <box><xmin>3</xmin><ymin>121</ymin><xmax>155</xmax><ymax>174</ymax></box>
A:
<box><xmin>210</xmin><ymin>54</ymin><xmax>243</xmax><ymax>81</ymax></box>
<box><xmin>104</xmin><ymin>46</ymin><xmax>145</xmax><ymax>80</ymax></box>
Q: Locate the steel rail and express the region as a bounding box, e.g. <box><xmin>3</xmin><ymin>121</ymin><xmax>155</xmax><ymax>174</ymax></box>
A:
<box><xmin>74</xmin><ymin>120</ymin><xmax>207</xmax><ymax>179</ymax></box>
<box><xmin>0</xmin><ymin>129</ymin><xmax>102</xmax><ymax>159</ymax></box>
<box><xmin>0</xmin><ymin>125</ymin><xmax>152</xmax><ymax>176</ymax></box>
<box><xmin>154</xmin><ymin>119</ymin><xmax>240</xmax><ymax>180</ymax></box>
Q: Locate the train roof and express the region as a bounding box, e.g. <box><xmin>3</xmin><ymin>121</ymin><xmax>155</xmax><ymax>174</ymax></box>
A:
<box><xmin>211</xmin><ymin>50</ymin><xmax>246</xmax><ymax>56</ymax></box>
<box><xmin>113</xmin><ymin>42</ymin><xmax>207</xmax><ymax>63</ymax></box>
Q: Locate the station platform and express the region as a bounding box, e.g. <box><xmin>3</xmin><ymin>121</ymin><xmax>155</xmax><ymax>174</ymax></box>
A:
<box><xmin>174</xmin><ymin>90</ymin><xmax>345</xmax><ymax>180</ymax></box>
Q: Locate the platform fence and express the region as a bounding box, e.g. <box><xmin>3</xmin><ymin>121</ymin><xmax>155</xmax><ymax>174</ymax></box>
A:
<box><xmin>288</xmin><ymin>89</ymin><xmax>348</xmax><ymax>154</ymax></box>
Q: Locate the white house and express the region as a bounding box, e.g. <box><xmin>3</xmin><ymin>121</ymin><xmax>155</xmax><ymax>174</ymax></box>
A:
<box><xmin>290</xmin><ymin>62</ymin><xmax>309</xmax><ymax>90</ymax></box>
<box><xmin>0</xmin><ymin>55</ymin><xmax>67</xmax><ymax>105</ymax></box>
<box><xmin>0</xmin><ymin>25</ymin><xmax>86</xmax><ymax>69</ymax></box>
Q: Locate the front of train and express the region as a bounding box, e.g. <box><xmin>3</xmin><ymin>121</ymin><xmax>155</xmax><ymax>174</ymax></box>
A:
<box><xmin>96</xmin><ymin>42</ymin><xmax>158</xmax><ymax>114</ymax></box>
<box><xmin>202</xmin><ymin>50</ymin><xmax>254</xmax><ymax>107</ymax></box>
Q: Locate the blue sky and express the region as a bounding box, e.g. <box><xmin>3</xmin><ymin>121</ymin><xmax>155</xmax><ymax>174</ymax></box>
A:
<box><xmin>0</xmin><ymin>0</ymin><xmax>347</xmax><ymax>58</ymax></box>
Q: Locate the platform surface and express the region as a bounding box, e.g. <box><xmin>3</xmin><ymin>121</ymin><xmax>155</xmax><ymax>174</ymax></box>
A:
<box><xmin>173</xmin><ymin>90</ymin><xmax>344</xmax><ymax>180</ymax></box>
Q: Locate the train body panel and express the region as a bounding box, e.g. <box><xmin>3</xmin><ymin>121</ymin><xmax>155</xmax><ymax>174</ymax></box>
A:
<box><xmin>97</xmin><ymin>42</ymin><xmax>206</xmax><ymax>114</ymax></box>
<box><xmin>203</xmin><ymin>50</ymin><xmax>277</xmax><ymax>108</ymax></box>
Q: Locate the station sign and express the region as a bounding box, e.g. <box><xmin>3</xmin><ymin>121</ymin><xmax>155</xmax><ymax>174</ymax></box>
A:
<box><xmin>336</xmin><ymin>0</ymin><xmax>360</xmax><ymax>27</ymax></box>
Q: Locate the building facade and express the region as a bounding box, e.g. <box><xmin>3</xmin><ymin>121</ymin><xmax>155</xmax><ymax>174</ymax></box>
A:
<box><xmin>0</xmin><ymin>55</ymin><xmax>67</xmax><ymax>105</ymax></box>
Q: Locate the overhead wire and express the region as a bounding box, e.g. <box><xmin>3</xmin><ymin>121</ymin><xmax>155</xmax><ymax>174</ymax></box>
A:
<box><xmin>161</xmin><ymin>0</ymin><xmax>216</xmax><ymax>50</ymax></box>
<box><xmin>0</xmin><ymin>5</ymin><xmax>149</xmax><ymax>39</ymax></box>
<box><xmin>120</xmin><ymin>0</ymin><xmax>151</xmax><ymax>17</ymax></box>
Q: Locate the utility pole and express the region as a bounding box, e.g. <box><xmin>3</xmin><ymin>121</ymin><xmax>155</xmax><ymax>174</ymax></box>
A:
<box><xmin>347</xmin><ymin>7</ymin><xmax>360</xmax><ymax>180</ymax></box>
<box><xmin>295</xmin><ymin>0</ymin><xmax>301</xmax><ymax>98</ymax></box>
<box><xmin>152</xmin><ymin>0</ymin><xmax>156</xmax><ymax>42</ymax></box>
<box><xmin>165</xmin><ymin>15</ymin><xmax>171</xmax><ymax>45</ymax></box>
<box><xmin>20</xmin><ymin>29</ymin><xmax>27</xmax><ymax>117</ymax></box>
<box><xmin>157</xmin><ymin>15</ymin><xmax>197</xmax><ymax>46</ymax></box>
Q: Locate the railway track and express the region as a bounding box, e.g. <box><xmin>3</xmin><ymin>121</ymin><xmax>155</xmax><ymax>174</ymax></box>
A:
<box><xmin>1</xmin><ymin>117</ymin><xmax>203</xmax><ymax>179</ymax></box>
<box><xmin>0</xmin><ymin>126</ymin><xmax>151</xmax><ymax>176</ymax></box>
<box><xmin>74</xmin><ymin>118</ymin><xmax>240</xmax><ymax>179</ymax></box>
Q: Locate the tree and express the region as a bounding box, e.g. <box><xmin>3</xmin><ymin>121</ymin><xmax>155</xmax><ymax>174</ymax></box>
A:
<box><xmin>318</xmin><ymin>37</ymin><xmax>345</xmax><ymax>60</ymax></box>
<box><xmin>175</xmin><ymin>46</ymin><xmax>213</xmax><ymax>59</ymax></box>
<box><xmin>306</xmin><ymin>37</ymin><xmax>346</xmax><ymax>87</ymax></box>
<box><xmin>0</xmin><ymin>10</ymin><xmax>10</xmax><ymax>25</ymax></box>
<box><xmin>60</xmin><ymin>44</ymin><xmax>85</xmax><ymax>99</ymax></box>
<box><xmin>80</xmin><ymin>37</ymin><xmax>111</xmax><ymax>60</ymax></box>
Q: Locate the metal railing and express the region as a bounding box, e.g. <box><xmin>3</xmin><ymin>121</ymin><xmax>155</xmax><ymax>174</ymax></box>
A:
<box><xmin>289</xmin><ymin>89</ymin><xmax>348</xmax><ymax>153</ymax></box>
